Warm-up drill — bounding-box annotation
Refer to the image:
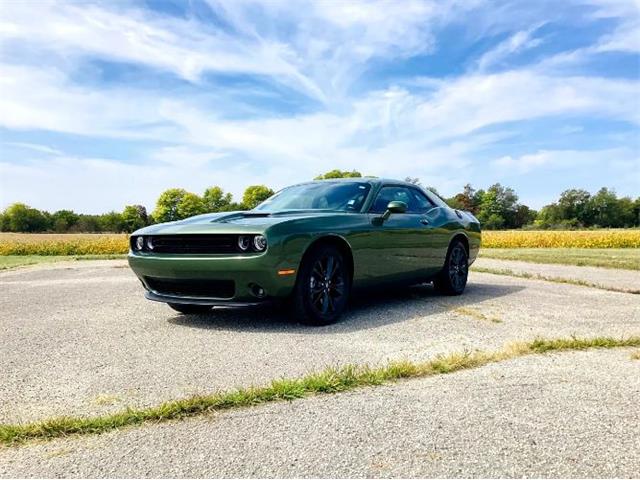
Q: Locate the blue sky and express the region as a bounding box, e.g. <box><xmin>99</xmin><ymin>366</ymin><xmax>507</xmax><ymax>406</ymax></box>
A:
<box><xmin>0</xmin><ymin>0</ymin><xmax>638</xmax><ymax>213</ymax></box>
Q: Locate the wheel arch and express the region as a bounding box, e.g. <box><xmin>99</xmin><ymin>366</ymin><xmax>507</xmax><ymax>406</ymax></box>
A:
<box><xmin>300</xmin><ymin>234</ymin><xmax>355</xmax><ymax>283</ymax></box>
<box><xmin>450</xmin><ymin>232</ymin><xmax>470</xmax><ymax>256</ymax></box>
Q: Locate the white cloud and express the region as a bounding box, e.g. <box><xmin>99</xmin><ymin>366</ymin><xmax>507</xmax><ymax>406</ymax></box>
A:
<box><xmin>2</xmin><ymin>142</ymin><xmax>63</xmax><ymax>156</ymax></box>
<box><xmin>475</xmin><ymin>24</ymin><xmax>545</xmax><ymax>72</ymax></box>
<box><xmin>492</xmin><ymin>147</ymin><xmax>639</xmax><ymax>174</ymax></box>
<box><xmin>1</xmin><ymin>0</ymin><xmax>639</xmax><ymax>211</ymax></box>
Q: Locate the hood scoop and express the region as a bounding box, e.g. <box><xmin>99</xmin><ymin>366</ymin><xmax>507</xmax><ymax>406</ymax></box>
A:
<box><xmin>211</xmin><ymin>212</ymin><xmax>272</xmax><ymax>223</ymax></box>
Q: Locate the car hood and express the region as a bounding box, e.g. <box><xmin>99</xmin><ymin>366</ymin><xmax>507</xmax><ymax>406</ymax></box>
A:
<box><xmin>132</xmin><ymin>210</ymin><xmax>352</xmax><ymax>235</ymax></box>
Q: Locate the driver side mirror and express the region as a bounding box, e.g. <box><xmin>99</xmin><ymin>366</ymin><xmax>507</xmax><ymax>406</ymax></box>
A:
<box><xmin>381</xmin><ymin>200</ymin><xmax>407</xmax><ymax>221</ymax></box>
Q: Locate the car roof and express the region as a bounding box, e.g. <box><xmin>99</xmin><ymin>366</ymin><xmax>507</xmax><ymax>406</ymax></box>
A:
<box><xmin>292</xmin><ymin>177</ymin><xmax>418</xmax><ymax>188</ymax></box>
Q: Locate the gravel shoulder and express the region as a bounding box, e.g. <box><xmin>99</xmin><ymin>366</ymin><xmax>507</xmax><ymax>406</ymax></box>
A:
<box><xmin>1</xmin><ymin>260</ymin><xmax>639</xmax><ymax>424</ymax></box>
<box><xmin>473</xmin><ymin>257</ymin><xmax>640</xmax><ymax>293</ymax></box>
<box><xmin>2</xmin><ymin>349</ymin><xmax>638</xmax><ymax>478</ymax></box>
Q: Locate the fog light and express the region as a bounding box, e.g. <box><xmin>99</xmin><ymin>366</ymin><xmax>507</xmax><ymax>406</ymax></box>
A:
<box><xmin>253</xmin><ymin>235</ymin><xmax>267</xmax><ymax>252</ymax></box>
<box><xmin>135</xmin><ymin>236</ymin><xmax>144</xmax><ymax>250</ymax></box>
<box><xmin>250</xmin><ymin>283</ymin><xmax>267</xmax><ymax>298</ymax></box>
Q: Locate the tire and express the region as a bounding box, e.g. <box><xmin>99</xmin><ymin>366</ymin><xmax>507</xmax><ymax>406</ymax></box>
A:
<box><xmin>168</xmin><ymin>303</ymin><xmax>213</xmax><ymax>315</ymax></box>
<box><xmin>292</xmin><ymin>245</ymin><xmax>350</xmax><ymax>326</ymax></box>
<box><xmin>433</xmin><ymin>239</ymin><xmax>469</xmax><ymax>295</ymax></box>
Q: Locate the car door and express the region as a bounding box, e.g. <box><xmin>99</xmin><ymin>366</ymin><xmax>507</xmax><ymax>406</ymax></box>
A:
<box><xmin>364</xmin><ymin>185</ymin><xmax>437</xmax><ymax>283</ymax></box>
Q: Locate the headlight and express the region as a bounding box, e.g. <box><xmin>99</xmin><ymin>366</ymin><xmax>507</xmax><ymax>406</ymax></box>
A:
<box><xmin>135</xmin><ymin>236</ymin><xmax>145</xmax><ymax>250</ymax></box>
<box><xmin>237</xmin><ymin>235</ymin><xmax>251</xmax><ymax>251</ymax></box>
<box><xmin>253</xmin><ymin>235</ymin><xmax>267</xmax><ymax>252</ymax></box>
<box><xmin>146</xmin><ymin>237</ymin><xmax>154</xmax><ymax>250</ymax></box>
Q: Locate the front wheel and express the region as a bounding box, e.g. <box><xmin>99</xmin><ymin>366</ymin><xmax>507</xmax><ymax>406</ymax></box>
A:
<box><xmin>292</xmin><ymin>245</ymin><xmax>350</xmax><ymax>326</ymax></box>
<box><xmin>434</xmin><ymin>240</ymin><xmax>469</xmax><ymax>295</ymax></box>
<box><xmin>168</xmin><ymin>303</ymin><xmax>213</xmax><ymax>315</ymax></box>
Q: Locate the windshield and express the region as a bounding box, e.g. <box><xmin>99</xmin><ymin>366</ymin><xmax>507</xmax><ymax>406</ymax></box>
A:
<box><xmin>254</xmin><ymin>182</ymin><xmax>371</xmax><ymax>212</ymax></box>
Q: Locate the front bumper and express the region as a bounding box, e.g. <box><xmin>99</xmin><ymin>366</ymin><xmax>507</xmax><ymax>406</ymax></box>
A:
<box><xmin>128</xmin><ymin>252</ymin><xmax>298</xmax><ymax>304</ymax></box>
<box><xmin>144</xmin><ymin>290</ymin><xmax>269</xmax><ymax>307</ymax></box>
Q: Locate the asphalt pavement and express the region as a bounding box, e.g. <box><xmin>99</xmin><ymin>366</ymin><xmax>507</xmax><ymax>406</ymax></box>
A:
<box><xmin>0</xmin><ymin>259</ymin><xmax>639</xmax><ymax>477</ymax></box>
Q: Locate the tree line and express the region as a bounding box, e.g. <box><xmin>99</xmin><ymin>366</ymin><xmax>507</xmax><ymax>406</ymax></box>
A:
<box><xmin>1</xmin><ymin>169</ymin><xmax>638</xmax><ymax>233</ymax></box>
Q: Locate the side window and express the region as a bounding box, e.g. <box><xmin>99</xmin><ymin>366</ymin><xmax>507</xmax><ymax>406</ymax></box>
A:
<box><xmin>410</xmin><ymin>189</ymin><xmax>436</xmax><ymax>213</ymax></box>
<box><xmin>371</xmin><ymin>186</ymin><xmax>427</xmax><ymax>214</ymax></box>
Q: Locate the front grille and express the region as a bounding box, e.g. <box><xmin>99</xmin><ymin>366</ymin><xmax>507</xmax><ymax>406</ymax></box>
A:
<box><xmin>143</xmin><ymin>235</ymin><xmax>238</xmax><ymax>254</ymax></box>
<box><xmin>145</xmin><ymin>277</ymin><xmax>235</xmax><ymax>299</ymax></box>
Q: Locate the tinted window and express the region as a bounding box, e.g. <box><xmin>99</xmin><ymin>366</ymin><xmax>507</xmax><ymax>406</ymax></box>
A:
<box><xmin>370</xmin><ymin>186</ymin><xmax>435</xmax><ymax>214</ymax></box>
<box><xmin>411</xmin><ymin>189</ymin><xmax>436</xmax><ymax>212</ymax></box>
<box><xmin>255</xmin><ymin>182</ymin><xmax>371</xmax><ymax>212</ymax></box>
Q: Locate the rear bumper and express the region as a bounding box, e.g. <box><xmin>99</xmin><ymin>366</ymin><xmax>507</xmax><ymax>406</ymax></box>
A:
<box><xmin>128</xmin><ymin>252</ymin><xmax>298</xmax><ymax>303</ymax></box>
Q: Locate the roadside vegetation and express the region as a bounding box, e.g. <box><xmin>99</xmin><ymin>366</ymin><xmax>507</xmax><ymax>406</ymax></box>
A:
<box><xmin>471</xmin><ymin>266</ymin><xmax>639</xmax><ymax>294</ymax></box>
<box><xmin>0</xmin><ymin>233</ymin><xmax>129</xmax><ymax>256</ymax></box>
<box><xmin>0</xmin><ymin>254</ymin><xmax>126</xmax><ymax>270</ymax></box>
<box><xmin>479</xmin><ymin>248</ymin><xmax>640</xmax><ymax>270</ymax></box>
<box><xmin>1</xmin><ymin>335</ymin><xmax>637</xmax><ymax>446</ymax></box>
<box><xmin>482</xmin><ymin>230</ymin><xmax>640</xmax><ymax>249</ymax></box>
<box><xmin>1</xmin><ymin>170</ymin><xmax>638</xmax><ymax>234</ymax></box>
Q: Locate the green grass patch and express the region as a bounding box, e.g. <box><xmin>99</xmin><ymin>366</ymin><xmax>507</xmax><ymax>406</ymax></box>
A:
<box><xmin>0</xmin><ymin>255</ymin><xmax>126</xmax><ymax>271</ymax></box>
<box><xmin>479</xmin><ymin>248</ymin><xmax>640</xmax><ymax>270</ymax></box>
<box><xmin>471</xmin><ymin>266</ymin><xmax>639</xmax><ymax>294</ymax></box>
<box><xmin>1</xmin><ymin>335</ymin><xmax>638</xmax><ymax>446</ymax></box>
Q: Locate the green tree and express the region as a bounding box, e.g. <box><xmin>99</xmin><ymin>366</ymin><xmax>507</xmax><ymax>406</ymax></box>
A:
<box><xmin>448</xmin><ymin>184</ymin><xmax>479</xmax><ymax>214</ymax></box>
<box><xmin>481</xmin><ymin>213</ymin><xmax>505</xmax><ymax>230</ymax></box>
<box><xmin>153</xmin><ymin>188</ymin><xmax>188</xmax><ymax>223</ymax></box>
<box><xmin>51</xmin><ymin>210</ymin><xmax>79</xmax><ymax>232</ymax></box>
<box><xmin>122</xmin><ymin>205</ymin><xmax>148</xmax><ymax>233</ymax></box>
<box><xmin>314</xmin><ymin>169</ymin><xmax>362</xmax><ymax>180</ymax></box>
<box><xmin>633</xmin><ymin>197</ymin><xmax>640</xmax><ymax>226</ymax></box>
<box><xmin>0</xmin><ymin>212</ymin><xmax>6</xmax><ymax>231</ymax></box>
<box><xmin>476</xmin><ymin>183</ymin><xmax>520</xmax><ymax>229</ymax></box>
<box><xmin>2</xmin><ymin>203</ymin><xmax>49</xmax><ymax>232</ymax></box>
<box><xmin>176</xmin><ymin>192</ymin><xmax>206</xmax><ymax>219</ymax></box>
<box><xmin>99</xmin><ymin>211</ymin><xmax>125</xmax><ymax>232</ymax></box>
<box><xmin>203</xmin><ymin>186</ymin><xmax>233</xmax><ymax>212</ymax></box>
<box><xmin>556</xmin><ymin>189</ymin><xmax>591</xmax><ymax>226</ymax></box>
<box><xmin>514</xmin><ymin>204</ymin><xmax>537</xmax><ymax>228</ymax></box>
<box><xmin>75</xmin><ymin>215</ymin><xmax>101</xmax><ymax>232</ymax></box>
<box><xmin>242</xmin><ymin>185</ymin><xmax>274</xmax><ymax>209</ymax></box>
<box><xmin>588</xmin><ymin>187</ymin><xmax>621</xmax><ymax>227</ymax></box>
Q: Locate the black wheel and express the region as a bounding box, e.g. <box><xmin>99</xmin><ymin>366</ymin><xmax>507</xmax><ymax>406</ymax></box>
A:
<box><xmin>434</xmin><ymin>240</ymin><xmax>469</xmax><ymax>295</ymax></box>
<box><xmin>292</xmin><ymin>245</ymin><xmax>350</xmax><ymax>326</ymax></box>
<box><xmin>168</xmin><ymin>303</ymin><xmax>213</xmax><ymax>314</ymax></box>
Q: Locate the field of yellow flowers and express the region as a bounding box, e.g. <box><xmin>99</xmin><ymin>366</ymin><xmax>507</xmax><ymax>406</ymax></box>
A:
<box><xmin>0</xmin><ymin>230</ymin><xmax>638</xmax><ymax>255</ymax></box>
<box><xmin>0</xmin><ymin>233</ymin><xmax>129</xmax><ymax>255</ymax></box>
<box><xmin>482</xmin><ymin>230</ymin><xmax>640</xmax><ymax>248</ymax></box>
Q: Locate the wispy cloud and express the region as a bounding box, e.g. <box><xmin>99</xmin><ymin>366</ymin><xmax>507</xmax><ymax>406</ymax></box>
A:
<box><xmin>475</xmin><ymin>24</ymin><xmax>545</xmax><ymax>72</ymax></box>
<box><xmin>0</xmin><ymin>0</ymin><xmax>638</xmax><ymax>211</ymax></box>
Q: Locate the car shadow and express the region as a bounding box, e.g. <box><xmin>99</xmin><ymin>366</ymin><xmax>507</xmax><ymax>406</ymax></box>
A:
<box><xmin>167</xmin><ymin>281</ymin><xmax>524</xmax><ymax>334</ymax></box>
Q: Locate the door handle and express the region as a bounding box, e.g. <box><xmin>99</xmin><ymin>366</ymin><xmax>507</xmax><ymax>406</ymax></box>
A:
<box><xmin>420</xmin><ymin>218</ymin><xmax>430</xmax><ymax>225</ymax></box>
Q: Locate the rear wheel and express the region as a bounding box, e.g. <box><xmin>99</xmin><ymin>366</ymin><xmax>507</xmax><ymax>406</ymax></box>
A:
<box><xmin>168</xmin><ymin>303</ymin><xmax>213</xmax><ymax>315</ymax></box>
<box><xmin>292</xmin><ymin>245</ymin><xmax>350</xmax><ymax>326</ymax></box>
<box><xmin>434</xmin><ymin>240</ymin><xmax>469</xmax><ymax>295</ymax></box>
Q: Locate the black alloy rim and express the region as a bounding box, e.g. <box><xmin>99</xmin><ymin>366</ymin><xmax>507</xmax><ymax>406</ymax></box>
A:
<box><xmin>309</xmin><ymin>255</ymin><xmax>346</xmax><ymax>315</ymax></box>
<box><xmin>448</xmin><ymin>245</ymin><xmax>468</xmax><ymax>290</ymax></box>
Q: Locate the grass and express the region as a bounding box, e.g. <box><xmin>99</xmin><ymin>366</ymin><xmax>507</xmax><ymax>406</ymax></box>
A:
<box><xmin>479</xmin><ymin>248</ymin><xmax>640</xmax><ymax>270</ymax></box>
<box><xmin>471</xmin><ymin>266</ymin><xmax>640</xmax><ymax>294</ymax></box>
<box><xmin>1</xmin><ymin>335</ymin><xmax>638</xmax><ymax>446</ymax></box>
<box><xmin>0</xmin><ymin>255</ymin><xmax>126</xmax><ymax>270</ymax></box>
<box><xmin>631</xmin><ymin>350</ymin><xmax>640</xmax><ymax>360</ymax></box>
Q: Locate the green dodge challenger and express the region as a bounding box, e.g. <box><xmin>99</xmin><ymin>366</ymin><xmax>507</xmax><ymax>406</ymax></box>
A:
<box><xmin>128</xmin><ymin>178</ymin><xmax>481</xmax><ymax>325</ymax></box>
